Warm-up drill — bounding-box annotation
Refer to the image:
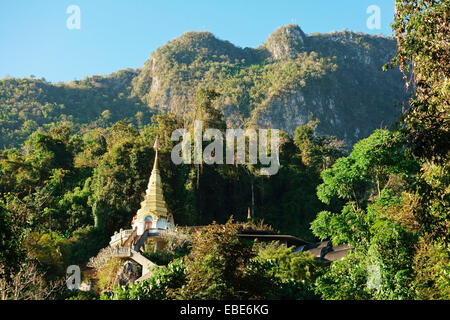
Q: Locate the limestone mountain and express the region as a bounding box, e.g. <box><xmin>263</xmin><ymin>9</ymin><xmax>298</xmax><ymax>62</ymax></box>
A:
<box><xmin>132</xmin><ymin>24</ymin><xmax>407</xmax><ymax>147</ymax></box>
<box><xmin>0</xmin><ymin>24</ymin><xmax>406</xmax><ymax>149</ymax></box>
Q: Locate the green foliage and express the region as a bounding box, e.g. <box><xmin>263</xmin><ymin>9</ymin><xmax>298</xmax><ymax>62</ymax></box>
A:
<box><xmin>142</xmin><ymin>249</ymin><xmax>176</xmax><ymax>266</ymax></box>
<box><xmin>390</xmin><ymin>0</ymin><xmax>449</xmax><ymax>161</ymax></box>
<box><xmin>0</xmin><ymin>70</ymin><xmax>152</xmax><ymax>149</ymax></box>
<box><xmin>96</xmin><ymin>258</ymin><xmax>124</xmax><ymax>293</ymax></box>
<box><xmin>176</xmin><ymin>218</ymin><xmax>262</xmax><ymax>299</ymax></box>
<box><xmin>56</xmin><ymin>181</ymin><xmax>93</xmax><ymax>233</ymax></box>
<box><xmin>294</xmin><ymin>120</ymin><xmax>345</xmax><ymax>171</ymax></box>
<box><xmin>67</xmin><ymin>226</ymin><xmax>108</xmax><ymax>266</ymax></box>
<box><xmin>89</xmin><ymin>130</ymin><xmax>153</xmax><ymax>236</ymax></box>
<box><xmin>254</xmin><ymin>242</ymin><xmax>323</xmax><ymax>299</ymax></box>
<box><xmin>311</xmin><ymin>129</ymin><xmax>421</xmax><ymax>299</ymax></box>
<box><xmin>65</xmin><ymin>290</ymin><xmax>99</xmax><ymax>300</ymax></box>
<box><xmin>317</xmin><ymin>130</ymin><xmax>419</xmax><ymax>207</ymax></box>
<box><xmin>25</xmin><ymin>232</ymin><xmax>71</xmax><ymax>279</ymax></box>
<box><xmin>416</xmin><ymin>161</ymin><xmax>450</xmax><ymax>240</ymax></box>
<box><xmin>389</xmin><ymin>0</ymin><xmax>449</xmax><ymax>242</ymax></box>
<box><xmin>0</xmin><ymin>206</ymin><xmax>24</xmax><ymax>277</ymax></box>
<box><xmin>0</xmin><ymin>110</ymin><xmax>345</xmax><ymax>287</ymax></box>
<box><xmin>413</xmin><ymin>235</ymin><xmax>450</xmax><ymax>299</ymax></box>
<box><xmin>315</xmin><ymin>250</ymin><xmax>372</xmax><ymax>300</ymax></box>
<box><xmin>311</xmin><ymin>205</ymin><xmax>370</xmax><ymax>247</ymax></box>
<box><xmin>103</xmin><ymin>258</ymin><xmax>186</xmax><ymax>300</ymax></box>
<box><xmin>315</xmin><ymin>216</ymin><xmax>416</xmax><ymax>300</ymax></box>
<box><xmin>256</xmin><ymin>242</ymin><xmax>323</xmax><ymax>282</ymax></box>
<box><xmin>194</xmin><ymin>88</ymin><xmax>224</xmax><ymax>129</ymax></box>
<box><xmin>367</xmin><ymin>219</ymin><xmax>417</xmax><ymax>299</ymax></box>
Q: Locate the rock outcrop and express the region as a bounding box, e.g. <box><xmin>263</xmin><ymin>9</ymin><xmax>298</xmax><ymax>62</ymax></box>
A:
<box><xmin>115</xmin><ymin>261</ymin><xmax>139</xmax><ymax>286</ymax></box>
<box><xmin>265</xmin><ymin>24</ymin><xmax>306</xmax><ymax>59</ymax></box>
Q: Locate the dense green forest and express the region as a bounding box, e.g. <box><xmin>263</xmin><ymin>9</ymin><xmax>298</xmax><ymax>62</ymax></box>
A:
<box><xmin>0</xmin><ymin>0</ymin><xmax>448</xmax><ymax>300</ymax></box>
<box><xmin>0</xmin><ymin>69</ymin><xmax>152</xmax><ymax>149</ymax></box>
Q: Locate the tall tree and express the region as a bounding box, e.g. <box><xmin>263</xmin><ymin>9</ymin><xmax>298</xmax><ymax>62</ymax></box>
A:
<box><xmin>390</xmin><ymin>0</ymin><xmax>449</xmax><ymax>240</ymax></box>
<box><xmin>390</xmin><ymin>0</ymin><xmax>449</xmax><ymax>161</ymax></box>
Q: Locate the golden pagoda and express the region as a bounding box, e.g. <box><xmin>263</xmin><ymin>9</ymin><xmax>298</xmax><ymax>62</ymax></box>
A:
<box><xmin>132</xmin><ymin>138</ymin><xmax>173</xmax><ymax>235</ymax></box>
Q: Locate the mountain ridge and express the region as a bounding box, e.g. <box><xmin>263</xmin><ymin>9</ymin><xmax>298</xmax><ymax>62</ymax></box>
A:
<box><xmin>132</xmin><ymin>24</ymin><xmax>406</xmax><ymax>146</ymax></box>
<box><xmin>0</xmin><ymin>24</ymin><xmax>406</xmax><ymax>149</ymax></box>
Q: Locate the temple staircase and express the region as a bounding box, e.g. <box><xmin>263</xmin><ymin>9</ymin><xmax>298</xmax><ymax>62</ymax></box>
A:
<box><xmin>110</xmin><ymin>229</ymin><xmax>163</xmax><ymax>281</ymax></box>
<box><xmin>111</xmin><ymin>246</ymin><xmax>158</xmax><ymax>280</ymax></box>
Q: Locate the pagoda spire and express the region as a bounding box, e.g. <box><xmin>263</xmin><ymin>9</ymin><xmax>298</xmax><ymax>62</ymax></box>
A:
<box><xmin>153</xmin><ymin>137</ymin><xmax>160</xmax><ymax>171</ymax></box>
<box><xmin>135</xmin><ymin>137</ymin><xmax>169</xmax><ymax>222</ymax></box>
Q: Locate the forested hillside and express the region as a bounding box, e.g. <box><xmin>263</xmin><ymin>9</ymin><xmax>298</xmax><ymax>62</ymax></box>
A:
<box><xmin>1</xmin><ymin>25</ymin><xmax>405</xmax><ymax>150</ymax></box>
<box><xmin>0</xmin><ymin>69</ymin><xmax>151</xmax><ymax>148</ymax></box>
<box><xmin>133</xmin><ymin>25</ymin><xmax>406</xmax><ymax>146</ymax></box>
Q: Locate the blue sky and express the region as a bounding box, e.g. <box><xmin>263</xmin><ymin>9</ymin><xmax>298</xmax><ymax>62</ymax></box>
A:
<box><xmin>0</xmin><ymin>1</ymin><xmax>396</xmax><ymax>83</ymax></box>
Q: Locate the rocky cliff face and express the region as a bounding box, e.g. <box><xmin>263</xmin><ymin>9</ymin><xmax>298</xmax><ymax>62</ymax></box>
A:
<box><xmin>132</xmin><ymin>24</ymin><xmax>406</xmax><ymax>147</ymax></box>
<box><xmin>265</xmin><ymin>24</ymin><xmax>306</xmax><ymax>59</ymax></box>
<box><xmin>114</xmin><ymin>261</ymin><xmax>139</xmax><ymax>286</ymax></box>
